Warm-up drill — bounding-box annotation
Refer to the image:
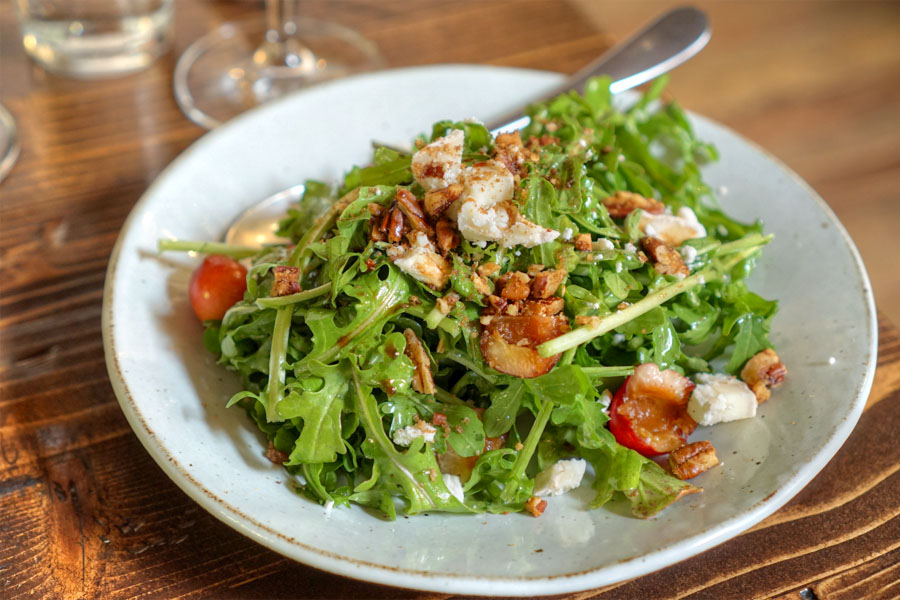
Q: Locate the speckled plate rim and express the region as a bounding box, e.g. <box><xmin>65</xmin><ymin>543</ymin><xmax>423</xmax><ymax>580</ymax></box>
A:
<box><xmin>102</xmin><ymin>64</ymin><xmax>877</xmax><ymax>596</ymax></box>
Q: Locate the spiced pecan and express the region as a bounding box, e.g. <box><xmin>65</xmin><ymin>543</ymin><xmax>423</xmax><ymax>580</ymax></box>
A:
<box><xmin>525</xmin><ymin>496</ymin><xmax>548</xmax><ymax>517</ymax></box>
<box><xmin>265</xmin><ymin>441</ymin><xmax>289</xmax><ymax>464</ymax></box>
<box><xmin>669</xmin><ymin>440</ymin><xmax>719</xmax><ymax>480</ymax></box>
<box><xmin>435</xmin><ymin>219</ymin><xmax>459</xmax><ymax>255</ymax></box>
<box><xmin>575</xmin><ymin>315</ymin><xmax>601</xmax><ymax>327</ymax></box>
<box><xmin>740</xmin><ymin>348</ymin><xmax>787</xmax><ymax>403</ymax></box>
<box><xmin>641</xmin><ymin>237</ymin><xmax>689</xmax><ymax>277</ymax></box>
<box><xmin>395</xmin><ymin>188</ymin><xmax>433</xmax><ymax>235</ymax></box>
<box><xmin>492</xmin><ymin>131</ymin><xmax>528</xmax><ymax>177</ymax></box>
<box><xmin>471</xmin><ymin>273</ymin><xmax>493</xmax><ymax>296</ymax></box>
<box><xmin>478</xmin><ymin>262</ymin><xmax>501</xmax><ymax>278</ymax></box>
<box><xmin>527</xmin><ymin>263</ymin><xmax>545</xmax><ymax>277</ymax></box>
<box><xmin>369</xmin><ymin>203</ymin><xmax>387</xmax><ymax>242</ymax></box>
<box><xmin>272</xmin><ymin>266</ymin><xmax>301</xmax><ymax>296</ymax></box>
<box><xmin>521</xmin><ymin>297</ymin><xmax>565</xmax><ymax>317</ymax></box>
<box><xmin>499</xmin><ymin>271</ymin><xmax>531</xmax><ymax>301</ymax></box>
<box><xmin>435</xmin><ymin>293</ymin><xmax>460</xmax><ymax>315</ymax></box>
<box><xmin>530</xmin><ymin>268</ymin><xmax>566</xmax><ymax>299</ymax></box>
<box><xmin>504</xmin><ymin>302</ymin><xmax>521</xmax><ymax>316</ymax></box>
<box><xmin>403</xmin><ymin>329</ymin><xmax>436</xmax><ymax>395</ymax></box>
<box><xmin>602</xmin><ymin>190</ymin><xmax>665</xmax><ymax>219</ymax></box>
<box><xmin>485</xmin><ymin>294</ymin><xmax>507</xmax><ymax>313</ymax></box>
<box><xmin>423</xmin><ymin>184</ymin><xmax>464</xmax><ymax>220</ymax></box>
<box><xmin>386</xmin><ymin>206</ymin><xmax>406</xmax><ymax>243</ymax></box>
<box><xmin>574</xmin><ymin>233</ymin><xmax>592</xmax><ymax>251</ymax></box>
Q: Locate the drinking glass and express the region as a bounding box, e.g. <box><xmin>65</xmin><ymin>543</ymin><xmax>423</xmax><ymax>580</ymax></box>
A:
<box><xmin>0</xmin><ymin>105</ymin><xmax>20</xmax><ymax>183</ymax></box>
<box><xmin>174</xmin><ymin>0</ymin><xmax>384</xmax><ymax>129</ymax></box>
<box><xmin>14</xmin><ymin>0</ymin><xmax>174</xmax><ymax>78</ymax></box>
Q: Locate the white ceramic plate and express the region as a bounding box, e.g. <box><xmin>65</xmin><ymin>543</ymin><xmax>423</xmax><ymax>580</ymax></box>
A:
<box><xmin>102</xmin><ymin>66</ymin><xmax>877</xmax><ymax>596</ymax></box>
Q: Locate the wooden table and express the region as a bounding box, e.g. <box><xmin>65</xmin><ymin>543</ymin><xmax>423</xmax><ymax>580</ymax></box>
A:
<box><xmin>2</xmin><ymin>2</ymin><xmax>898</xmax><ymax>598</ymax></box>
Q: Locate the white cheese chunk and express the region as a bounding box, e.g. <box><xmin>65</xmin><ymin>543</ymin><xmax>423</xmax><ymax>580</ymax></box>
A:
<box><xmin>533</xmin><ymin>458</ymin><xmax>586</xmax><ymax>497</ymax></box>
<box><xmin>411</xmin><ymin>129</ymin><xmax>464</xmax><ymax>191</ymax></box>
<box><xmin>455</xmin><ymin>160</ymin><xmax>559</xmax><ymax>248</ymax></box>
<box><xmin>442</xmin><ymin>474</ymin><xmax>465</xmax><ymax>503</ymax></box>
<box><xmin>386</xmin><ymin>232</ymin><xmax>449</xmax><ymax>288</ymax></box>
<box><xmin>688</xmin><ymin>373</ymin><xmax>757</xmax><ymax>426</ymax></box>
<box><xmin>640</xmin><ymin>206</ymin><xmax>706</xmax><ymax>246</ymax></box>
<box><xmin>392</xmin><ymin>421</ymin><xmax>437</xmax><ymax>446</ymax></box>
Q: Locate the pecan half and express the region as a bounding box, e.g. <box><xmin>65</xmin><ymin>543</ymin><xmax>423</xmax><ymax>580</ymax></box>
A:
<box><xmin>403</xmin><ymin>329</ymin><xmax>436</xmax><ymax>395</ymax></box>
<box><xmin>669</xmin><ymin>440</ymin><xmax>719</xmax><ymax>480</ymax></box>
<box><xmin>740</xmin><ymin>348</ymin><xmax>787</xmax><ymax>403</ymax></box>
<box><xmin>272</xmin><ymin>266</ymin><xmax>301</xmax><ymax>297</ymax></box>
<box><xmin>386</xmin><ymin>206</ymin><xmax>406</xmax><ymax>243</ymax></box>
<box><xmin>395</xmin><ymin>188</ymin><xmax>433</xmax><ymax>235</ymax></box>
<box><xmin>602</xmin><ymin>190</ymin><xmax>665</xmax><ymax>219</ymax></box>
<box><xmin>641</xmin><ymin>237</ymin><xmax>689</xmax><ymax>277</ymax></box>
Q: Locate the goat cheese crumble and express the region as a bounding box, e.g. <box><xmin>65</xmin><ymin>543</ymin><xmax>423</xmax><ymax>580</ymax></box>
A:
<box><xmin>687</xmin><ymin>373</ymin><xmax>757</xmax><ymax>426</ymax></box>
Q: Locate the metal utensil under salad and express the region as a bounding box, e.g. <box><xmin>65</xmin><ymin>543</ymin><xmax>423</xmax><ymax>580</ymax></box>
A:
<box><xmin>223</xmin><ymin>6</ymin><xmax>710</xmax><ymax>247</ymax></box>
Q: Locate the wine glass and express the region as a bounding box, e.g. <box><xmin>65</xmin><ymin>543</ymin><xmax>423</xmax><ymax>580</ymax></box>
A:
<box><xmin>0</xmin><ymin>104</ymin><xmax>20</xmax><ymax>183</ymax></box>
<box><xmin>174</xmin><ymin>0</ymin><xmax>384</xmax><ymax>129</ymax></box>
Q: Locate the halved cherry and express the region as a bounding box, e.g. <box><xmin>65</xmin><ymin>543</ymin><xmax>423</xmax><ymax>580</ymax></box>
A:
<box><xmin>608</xmin><ymin>363</ymin><xmax>697</xmax><ymax>457</ymax></box>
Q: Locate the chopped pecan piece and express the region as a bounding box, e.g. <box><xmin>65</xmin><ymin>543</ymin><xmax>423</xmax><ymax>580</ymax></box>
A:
<box><xmin>499</xmin><ymin>271</ymin><xmax>531</xmax><ymax>301</ymax></box>
<box><xmin>521</xmin><ymin>297</ymin><xmax>565</xmax><ymax>317</ymax></box>
<box><xmin>574</xmin><ymin>233</ymin><xmax>592</xmax><ymax>251</ymax></box>
<box><xmin>504</xmin><ymin>302</ymin><xmax>521</xmax><ymax>316</ymax></box>
<box><xmin>272</xmin><ymin>266</ymin><xmax>301</xmax><ymax>296</ymax></box>
<box><xmin>265</xmin><ymin>441</ymin><xmax>289</xmax><ymax>464</ymax></box>
<box><xmin>669</xmin><ymin>440</ymin><xmax>719</xmax><ymax>480</ymax></box>
<box><xmin>492</xmin><ymin>131</ymin><xmax>529</xmax><ymax>177</ymax></box>
<box><xmin>471</xmin><ymin>273</ymin><xmax>493</xmax><ymax>296</ymax></box>
<box><xmin>525</xmin><ymin>496</ymin><xmax>547</xmax><ymax>517</ymax></box>
<box><xmin>740</xmin><ymin>349</ymin><xmax>787</xmax><ymax>403</ymax></box>
<box><xmin>435</xmin><ymin>219</ymin><xmax>459</xmax><ymax>255</ymax></box>
<box><xmin>403</xmin><ymin>329</ymin><xmax>436</xmax><ymax>395</ymax></box>
<box><xmin>527</xmin><ymin>263</ymin><xmax>545</xmax><ymax>277</ymax></box>
<box><xmin>485</xmin><ymin>294</ymin><xmax>507</xmax><ymax>314</ymax></box>
<box><xmin>575</xmin><ymin>315</ymin><xmax>601</xmax><ymax>327</ymax></box>
<box><xmin>423</xmin><ymin>184</ymin><xmax>464</xmax><ymax>220</ymax></box>
<box><xmin>602</xmin><ymin>190</ymin><xmax>665</xmax><ymax>219</ymax></box>
<box><xmin>435</xmin><ymin>293</ymin><xmax>459</xmax><ymax>316</ymax></box>
<box><xmin>641</xmin><ymin>237</ymin><xmax>689</xmax><ymax>277</ymax></box>
<box><xmin>530</xmin><ymin>268</ymin><xmax>567</xmax><ymax>299</ymax></box>
<box><xmin>478</xmin><ymin>262</ymin><xmax>501</xmax><ymax>278</ymax></box>
<box><xmin>395</xmin><ymin>188</ymin><xmax>433</xmax><ymax>235</ymax></box>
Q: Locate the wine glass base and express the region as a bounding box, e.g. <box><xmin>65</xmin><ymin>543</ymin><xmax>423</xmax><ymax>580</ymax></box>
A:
<box><xmin>174</xmin><ymin>16</ymin><xmax>384</xmax><ymax>129</ymax></box>
<box><xmin>0</xmin><ymin>104</ymin><xmax>20</xmax><ymax>183</ymax></box>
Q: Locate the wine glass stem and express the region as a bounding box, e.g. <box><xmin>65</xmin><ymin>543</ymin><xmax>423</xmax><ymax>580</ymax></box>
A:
<box><xmin>261</xmin><ymin>0</ymin><xmax>316</xmax><ymax>71</ymax></box>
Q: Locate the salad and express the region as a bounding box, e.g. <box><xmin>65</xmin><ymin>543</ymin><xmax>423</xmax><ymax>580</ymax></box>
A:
<box><xmin>160</xmin><ymin>76</ymin><xmax>786</xmax><ymax>520</ymax></box>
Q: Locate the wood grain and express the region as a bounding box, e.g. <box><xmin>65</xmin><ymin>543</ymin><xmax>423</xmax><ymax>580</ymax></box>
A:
<box><xmin>1</xmin><ymin>1</ymin><xmax>898</xmax><ymax>598</ymax></box>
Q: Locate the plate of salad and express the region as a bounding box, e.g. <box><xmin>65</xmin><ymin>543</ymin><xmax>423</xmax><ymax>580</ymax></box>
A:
<box><xmin>102</xmin><ymin>65</ymin><xmax>876</xmax><ymax>596</ymax></box>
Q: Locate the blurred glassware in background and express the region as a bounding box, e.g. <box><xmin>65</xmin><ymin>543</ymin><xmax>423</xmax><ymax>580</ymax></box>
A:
<box><xmin>0</xmin><ymin>105</ymin><xmax>20</xmax><ymax>183</ymax></box>
<box><xmin>174</xmin><ymin>0</ymin><xmax>384</xmax><ymax>129</ymax></box>
<box><xmin>13</xmin><ymin>0</ymin><xmax>173</xmax><ymax>78</ymax></box>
